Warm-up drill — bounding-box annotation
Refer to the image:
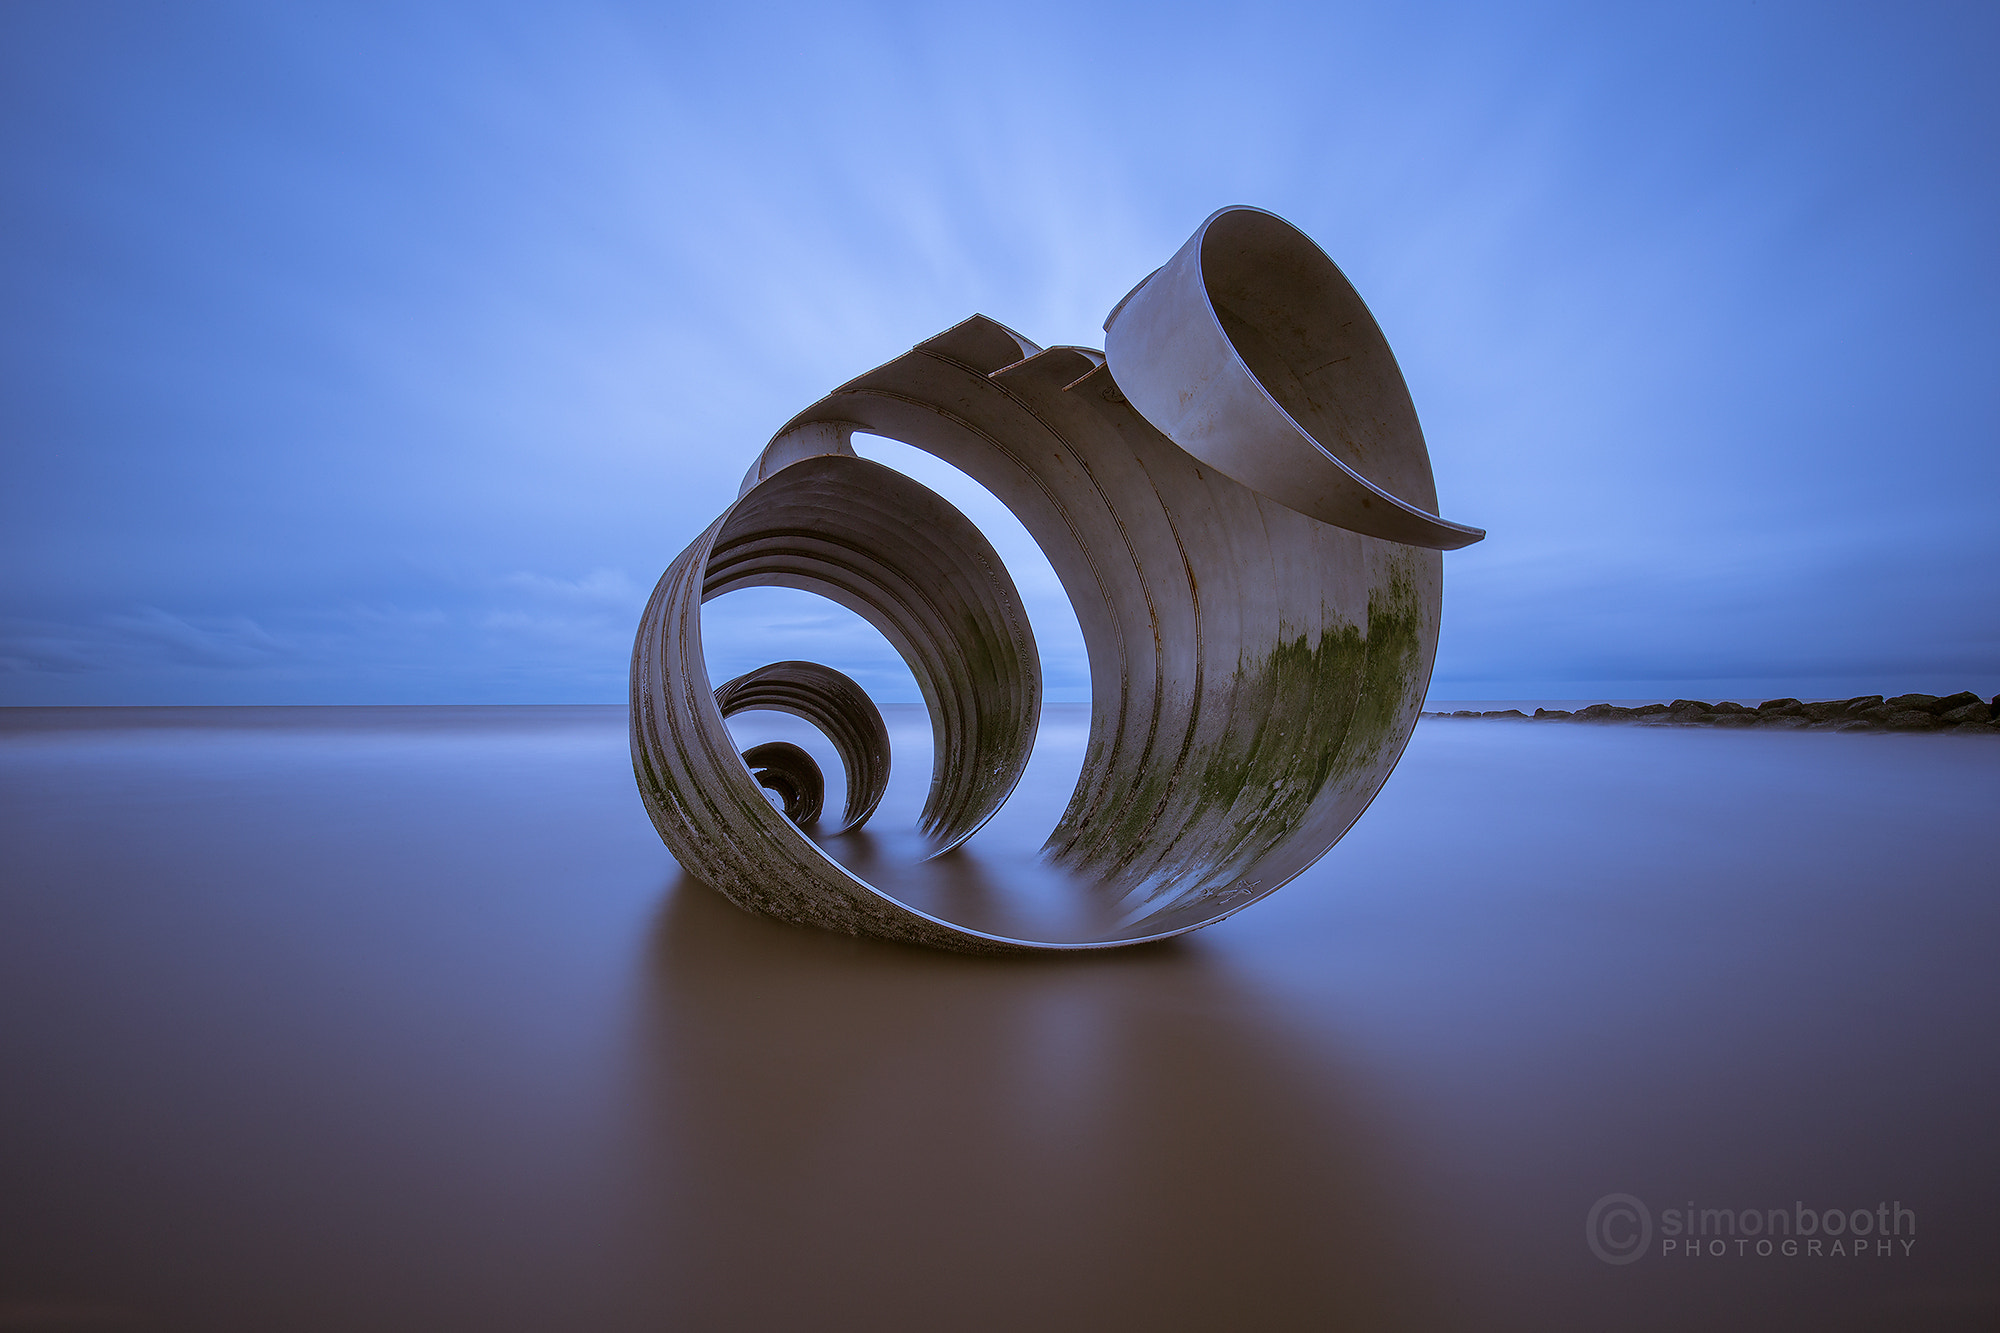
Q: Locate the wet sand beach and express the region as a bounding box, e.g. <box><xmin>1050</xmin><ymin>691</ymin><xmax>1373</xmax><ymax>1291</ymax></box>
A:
<box><xmin>1</xmin><ymin>706</ymin><xmax>1995</xmax><ymax>1331</ymax></box>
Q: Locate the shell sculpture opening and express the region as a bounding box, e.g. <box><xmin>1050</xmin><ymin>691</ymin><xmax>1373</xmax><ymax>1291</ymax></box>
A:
<box><xmin>631</xmin><ymin>205</ymin><xmax>1485</xmax><ymax>954</ymax></box>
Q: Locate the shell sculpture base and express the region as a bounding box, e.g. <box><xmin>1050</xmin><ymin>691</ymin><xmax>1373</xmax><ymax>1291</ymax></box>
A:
<box><xmin>631</xmin><ymin>206</ymin><xmax>1485</xmax><ymax>954</ymax></box>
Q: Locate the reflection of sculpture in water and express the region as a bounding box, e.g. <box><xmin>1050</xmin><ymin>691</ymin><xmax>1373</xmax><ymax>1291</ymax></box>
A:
<box><xmin>631</xmin><ymin>207</ymin><xmax>1485</xmax><ymax>953</ymax></box>
<box><xmin>616</xmin><ymin>875</ymin><xmax>1446</xmax><ymax>1332</ymax></box>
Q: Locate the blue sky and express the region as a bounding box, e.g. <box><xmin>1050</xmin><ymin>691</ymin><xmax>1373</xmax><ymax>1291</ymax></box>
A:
<box><xmin>3</xmin><ymin>0</ymin><xmax>1995</xmax><ymax>705</ymax></box>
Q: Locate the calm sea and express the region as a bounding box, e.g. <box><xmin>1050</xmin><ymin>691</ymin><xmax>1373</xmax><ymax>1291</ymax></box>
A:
<box><xmin>2</xmin><ymin>706</ymin><xmax>1994</xmax><ymax>1331</ymax></box>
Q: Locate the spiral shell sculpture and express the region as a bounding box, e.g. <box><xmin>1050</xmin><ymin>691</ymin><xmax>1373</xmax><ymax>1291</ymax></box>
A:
<box><xmin>632</xmin><ymin>206</ymin><xmax>1484</xmax><ymax>954</ymax></box>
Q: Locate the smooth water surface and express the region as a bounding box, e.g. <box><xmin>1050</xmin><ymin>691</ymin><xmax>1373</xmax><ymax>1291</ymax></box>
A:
<box><xmin>1</xmin><ymin>707</ymin><xmax>1995</xmax><ymax>1331</ymax></box>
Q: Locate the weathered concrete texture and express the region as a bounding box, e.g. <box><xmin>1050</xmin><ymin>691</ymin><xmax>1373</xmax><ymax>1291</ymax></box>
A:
<box><xmin>632</xmin><ymin>206</ymin><xmax>1481</xmax><ymax>952</ymax></box>
<box><xmin>1428</xmin><ymin>692</ymin><xmax>2000</xmax><ymax>734</ymax></box>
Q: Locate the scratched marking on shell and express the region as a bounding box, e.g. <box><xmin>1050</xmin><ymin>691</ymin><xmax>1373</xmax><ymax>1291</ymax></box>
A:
<box><xmin>630</xmin><ymin>206</ymin><xmax>1485</xmax><ymax>954</ymax></box>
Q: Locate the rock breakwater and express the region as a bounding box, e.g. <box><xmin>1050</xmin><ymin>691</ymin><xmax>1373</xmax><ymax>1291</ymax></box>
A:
<box><xmin>1425</xmin><ymin>692</ymin><xmax>2000</xmax><ymax>733</ymax></box>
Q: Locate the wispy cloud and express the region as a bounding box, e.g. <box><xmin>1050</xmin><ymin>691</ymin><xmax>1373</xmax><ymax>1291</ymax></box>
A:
<box><xmin>0</xmin><ymin>608</ymin><xmax>292</xmax><ymax>676</ymax></box>
<box><xmin>496</xmin><ymin>568</ymin><xmax>645</xmax><ymax>606</ymax></box>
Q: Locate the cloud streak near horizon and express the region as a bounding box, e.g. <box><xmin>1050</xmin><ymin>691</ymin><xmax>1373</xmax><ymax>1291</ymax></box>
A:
<box><xmin>2</xmin><ymin>0</ymin><xmax>1995</xmax><ymax>704</ymax></box>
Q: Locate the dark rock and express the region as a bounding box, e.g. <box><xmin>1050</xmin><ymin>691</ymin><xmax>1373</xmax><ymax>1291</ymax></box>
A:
<box><xmin>1882</xmin><ymin>709</ymin><xmax>1942</xmax><ymax>731</ymax></box>
<box><xmin>1440</xmin><ymin>694</ymin><xmax>1992</xmax><ymax>733</ymax></box>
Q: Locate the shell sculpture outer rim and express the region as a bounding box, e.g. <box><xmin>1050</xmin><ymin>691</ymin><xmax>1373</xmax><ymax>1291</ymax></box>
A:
<box><xmin>631</xmin><ymin>206</ymin><xmax>1483</xmax><ymax>954</ymax></box>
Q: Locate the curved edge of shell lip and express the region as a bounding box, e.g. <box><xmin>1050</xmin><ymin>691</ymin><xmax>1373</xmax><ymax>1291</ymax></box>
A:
<box><xmin>1288</xmin><ymin>437</ymin><xmax>1487</xmax><ymax>550</ymax></box>
<box><xmin>1106</xmin><ymin>203</ymin><xmax>1486</xmax><ymax>552</ymax></box>
<box><xmin>737</xmin><ymin>418</ymin><xmax>867</xmax><ymax>498</ymax></box>
<box><xmin>1103</xmin><ymin>265</ymin><xmax>1163</xmax><ymax>332</ymax></box>
<box><xmin>750</xmin><ymin>828</ymin><xmax>1276</xmax><ymax>952</ymax></box>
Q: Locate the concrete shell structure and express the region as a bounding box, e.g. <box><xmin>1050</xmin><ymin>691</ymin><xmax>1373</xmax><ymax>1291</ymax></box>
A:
<box><xmin>631</xmin><ymin>206</ymin><xmax>1484</xmax><ymax>954</ymax></box>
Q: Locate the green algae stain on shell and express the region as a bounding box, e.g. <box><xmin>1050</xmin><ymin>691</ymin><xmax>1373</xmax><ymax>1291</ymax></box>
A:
<box><xmin>1174</xmin><ymin>567</ymin><xmax>1431</xmax><ymax>899</ymax></box>
<box><xmin>1050</xmin><ymin>554</ymin><xmax>1438</xmax><ymax>915</ymax></box>
<box><xmin>1338</xmin><ymin>561</ymin><xmax>1432</xmax><ymax>782</ymax></box>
